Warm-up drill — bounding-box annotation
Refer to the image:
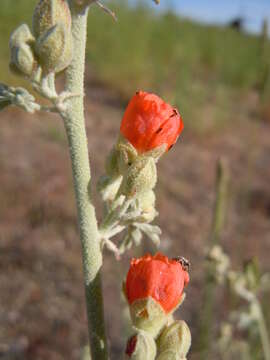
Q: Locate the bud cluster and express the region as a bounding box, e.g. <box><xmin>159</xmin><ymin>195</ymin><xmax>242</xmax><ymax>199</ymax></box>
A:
<box><xmin>98</xmin><ymin>91</ymin><xmax>183</xmax><ymax>254</ymax></box>
<box><xmin>0</xmin><ymin>83</ymin><xmax>40</xmax><ymax>113</ymax></box>
<box><xmin>9</xmin><ymin>0</ymin><xmax>73</xmax><ymax>80</ymax></box>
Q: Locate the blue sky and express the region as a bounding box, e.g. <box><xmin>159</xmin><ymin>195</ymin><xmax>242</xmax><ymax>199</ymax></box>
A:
<box><xmin>141</xmin><ymin>0</ymin><xmax>270</xmax><ymax>34</ymax></box>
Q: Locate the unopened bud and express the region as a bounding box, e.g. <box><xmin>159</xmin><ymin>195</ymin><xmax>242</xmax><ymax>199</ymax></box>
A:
<box><xmin>125</xmin><ymin>331</ymin><xmax>157</xmax><ymax>360</ymax></box>
<box><xmin>33</xmin><ymin>0</ymin><xmax>73</xmax><ymax>74</ymax></box>
<box><xmin>121</xmin><ymin>157</ymin><xmax>157</xmax><ymax>198</ymax></box>
<box><xmin>35</xmin><ymin>23</ymin><xmax>73</xmax><ymax>74</ymax></box>
<box><xmin>33</xmin><ymin>0</ymin><xmax>71</xmax><ymax>39</ymax></box>
<box><xmin>157</xmin><ymin>321</ymin><xmax>191</xmax><ymax>359</ymax></box>
<box><xmin>10</xmin><ymin>45</ymin><xmax>36</xmax><ymax>77</ymax></box>
<box><xmin>9</xmin><ymin>24</ymin><xmax>37</xmax><ymax>77</ymax></box>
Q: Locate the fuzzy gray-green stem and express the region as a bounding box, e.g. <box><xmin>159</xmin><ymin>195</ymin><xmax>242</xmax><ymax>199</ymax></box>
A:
<box><xmin>197</xmin><ymin>158</ymin><xmax>229</xmax><ymax>358</ymax></box>
<box><xmin>62</xmin><ymin>3</ymin><xmax>108</xmax><ymax>359</ymax></box>
<box><xmin>210</xmin><ymin>158</ymin><xmax>229</xmax><ymax>246</ymax></box>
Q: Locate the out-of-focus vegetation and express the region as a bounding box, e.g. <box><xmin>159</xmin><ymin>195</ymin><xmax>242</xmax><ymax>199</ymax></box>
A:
<box><xmin>1</xmin><ymin>0</ymin><xmax>270</xmax><ymax>131</ymax></box>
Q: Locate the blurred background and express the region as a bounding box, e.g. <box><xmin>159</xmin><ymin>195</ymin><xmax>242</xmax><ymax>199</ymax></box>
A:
<box><xmin>0</xmin><ymin>0</ymin><xmax>270</xmax><ymax>359</ymax></box>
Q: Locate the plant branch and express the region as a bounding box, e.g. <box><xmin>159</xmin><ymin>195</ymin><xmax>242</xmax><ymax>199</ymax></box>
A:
<box><xmin>197</xmin><ymin>158</ymin><xmax>230</xmax><ymax>358</ymax></box>
<box><xmin>210</xmin><ymin>158</ymin><xmax>230</xmax><ymax>245</ymax></box>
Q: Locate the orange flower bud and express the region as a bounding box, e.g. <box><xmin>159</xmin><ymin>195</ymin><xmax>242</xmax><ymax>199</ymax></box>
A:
<box><xmin>120</xmin><ymin>91</ymin><xmax>183</xmax><ymax>153</ymax></box>
<box><xmin>126</xmin><ymin>253</ymin><xmax>189</xmax><ymax>314</ymax></box>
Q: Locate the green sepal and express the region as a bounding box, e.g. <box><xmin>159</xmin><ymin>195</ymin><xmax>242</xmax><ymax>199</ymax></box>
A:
<box><xmin>120</xmin><ymin>157</ymin><xmax>157</xmax><ymax>198</ymax></box>
<box><xmin>35</xmin><ymin>23</ymin><xmax>73</xmax><ymax>74</ymax></box>
<box><xmin>129</xmin><ymin>297</ymin><xmax>170</xmax><ymax>338</ymax></box>
<box><xmin>157</xmin><ymin>320</ymin><xmax>191</xmax><ymax>359</ymax></box>
<box><xmin>116</xmin><ymin>136</ymin><xmax>138</xmax><ymax>174</ymax></box>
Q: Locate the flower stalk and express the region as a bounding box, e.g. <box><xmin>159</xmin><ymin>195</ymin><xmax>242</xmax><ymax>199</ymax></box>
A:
<box><xmin>197</xmin><ymin>158</ymin><xmax>230</xmax><ymax>357</ymax></box>
<box><xmin>61</xmin><ymin>2</ymin><xmax>108</xmax><ymax>359</ymax></box>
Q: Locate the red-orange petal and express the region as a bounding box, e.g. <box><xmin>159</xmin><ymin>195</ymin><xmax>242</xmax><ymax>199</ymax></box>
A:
<box><xmin>126</xmin><ymin>253</ymin><xmax>189</xmax><ymax>313</ymax></box>
<box><xmin>120</xmin><ymin>91</ymin><xmax>183</xmax><ymax>153</ymax></box>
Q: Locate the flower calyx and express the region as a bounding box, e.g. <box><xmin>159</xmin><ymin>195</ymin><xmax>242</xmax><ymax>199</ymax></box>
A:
<box><xmin>156</xmin><ymin>320</ymin><xmax>191</xmax><ymax>359</ymax></box>
<box><xmin>120</xmin><ymin>156</ymin><xmax>157</xmax><ymax>199</ymax></box>
<box><xmin>125</xmin><ymin>331</ymin><xmax>157</xmax><ymax>360</ymax></box>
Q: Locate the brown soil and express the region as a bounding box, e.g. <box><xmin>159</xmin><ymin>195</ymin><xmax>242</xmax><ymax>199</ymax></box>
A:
<box><xmin>0</xmin><ymin>75</ymin><xmax>270</xmax><ymax>359</ymax></box>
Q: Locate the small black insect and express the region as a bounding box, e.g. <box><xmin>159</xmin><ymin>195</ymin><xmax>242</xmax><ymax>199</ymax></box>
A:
<box><xmin>172</xmin><ymin>256</ymin><xmax>190</xmax><ymax>272</ymax></box>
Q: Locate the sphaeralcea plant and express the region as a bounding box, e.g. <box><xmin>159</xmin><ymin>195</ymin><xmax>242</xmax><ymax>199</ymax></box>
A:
<box><xmin>0</xmin><ymin>1</ymin><xmax>191</xmax><ymax>359</ymax></box>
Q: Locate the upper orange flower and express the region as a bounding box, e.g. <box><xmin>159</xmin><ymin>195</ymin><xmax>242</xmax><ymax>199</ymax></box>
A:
<box><xmin>125</xmin><ymin>253</ymin><xmax>189</xmax><ymax>313</ymax></box>
<box><xmin>120</xmin><ymin>91</ymin><xmax>183</xmax><ymax>153</ymax></box>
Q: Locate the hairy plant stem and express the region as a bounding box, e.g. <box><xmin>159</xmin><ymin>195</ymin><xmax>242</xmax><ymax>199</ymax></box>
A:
<box><xmin>62</xmin><ymin>3</ymin><xmax>108</xmax><ymax>359</ymax></box>
<box><xmin>197</xmin><ymin>158</ymin><xmax>229</xmax><ymax>358</ymax></box>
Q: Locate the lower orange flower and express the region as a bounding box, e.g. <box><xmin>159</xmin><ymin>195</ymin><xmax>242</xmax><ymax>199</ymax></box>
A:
<box><xmin>126</xmin><ymin>253</ymin><xmax>189</xmax><ymax>314</ymax></box>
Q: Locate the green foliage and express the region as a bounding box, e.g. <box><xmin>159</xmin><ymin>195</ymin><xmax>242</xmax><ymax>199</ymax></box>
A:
<box><xmin>86</xmin><ymin>1</ymin><xmax>270</xmax><ymax>130</ymax></box>
<box><xmin>87</xmin><ymin>3</ymin><xmax>263</xmax><ymax>90</ymax></box>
